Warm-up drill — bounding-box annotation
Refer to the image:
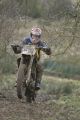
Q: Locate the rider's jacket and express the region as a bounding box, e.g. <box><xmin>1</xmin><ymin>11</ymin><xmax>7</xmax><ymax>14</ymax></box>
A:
<box><xmin>22</xmin><ymin>37</ymin><xmax>45</xmax><ymax>47</ymax></box>
<box><xmin>22</xmin><ymin>37</ymin><xmax>51</xmax><ymax>60</ymax></box>
<box><xmin>11</xmin><ymin>36</ymin><xmax>51</xmax><ymax>63</ymax></box>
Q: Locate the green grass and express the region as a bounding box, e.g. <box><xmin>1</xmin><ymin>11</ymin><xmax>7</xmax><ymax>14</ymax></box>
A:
<box><xmin>41</xmin><ymin>75</ymin><xmax>80</xmax><ymax>104</ymax></box>
<box><xmin>40</xmin><ymin>75</ymin><xmax>80</xmax><ymax>120</ymax></box>
<box><xmin>0</xmin><ymin>74</ymin><xmax>16</xmax><ymax>92</ymax></box>
<box><xmin>0</xmin><ymin>53</ymin><xmax>16</xmax><ymax>74</ymax></box>
<box><xmin>43</xmin><ymin>59</ymin><xmax>80</xmax><ymax>78</ymax></box>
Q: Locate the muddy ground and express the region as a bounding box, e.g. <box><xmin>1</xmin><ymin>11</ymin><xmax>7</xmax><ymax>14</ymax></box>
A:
<box><xmin>0</xmin><ymin>75</ymin><xmax>80</xmax><ymax>120</ymax></box>
<box><xmin>0</xmin><ymin>86</ymin><xmax>58</xmax><ymax>120</ymax></box>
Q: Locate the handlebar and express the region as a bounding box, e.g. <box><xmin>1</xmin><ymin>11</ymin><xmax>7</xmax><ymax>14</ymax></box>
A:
<box><xmin>36</xmin><ymin>46</ymin><xmax>48</xmax><ymax>50</ymax></box>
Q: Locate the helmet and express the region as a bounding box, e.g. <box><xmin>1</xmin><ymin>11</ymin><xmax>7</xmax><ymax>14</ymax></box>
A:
<box><xmin>31</xmin><ymin>27</ymin><xmax>42</xmax><ymax>36</ymax></box>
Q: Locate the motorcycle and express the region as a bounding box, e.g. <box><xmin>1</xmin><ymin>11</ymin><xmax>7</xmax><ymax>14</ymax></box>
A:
<box><xmin>11</xmin><ymin>44</ymin><xmax>43</xmax><ymax>103</ymax></box>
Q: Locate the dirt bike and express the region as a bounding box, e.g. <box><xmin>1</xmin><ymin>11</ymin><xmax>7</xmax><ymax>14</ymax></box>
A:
<box><xmin>11</xmin><ymin>44</ymin><xmax>43</xmax><ymax>103</ymax></box>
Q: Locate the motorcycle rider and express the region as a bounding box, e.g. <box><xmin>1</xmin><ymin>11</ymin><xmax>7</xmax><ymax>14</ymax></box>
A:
<box><xmin>12</xmin><ymin>27</ymin><xmax>51</xmax><ymax>90</ymax></box>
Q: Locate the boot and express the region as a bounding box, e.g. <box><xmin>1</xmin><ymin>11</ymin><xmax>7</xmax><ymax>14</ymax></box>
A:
<box><xmin>35</xmin><ymin>82</ymin><xmax>41</xmax><ymax>90</ymax></box>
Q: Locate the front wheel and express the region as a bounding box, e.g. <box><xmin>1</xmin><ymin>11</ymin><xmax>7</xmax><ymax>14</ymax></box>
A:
<box><xmin>25</xmin><ymin>87</ymin><xmax>36</xmax><ymax>103</ymax></box>
<box><xmin>17</xmin><ymin>63</ymin><xmax>26</xmax><ymax>99</ymax></box>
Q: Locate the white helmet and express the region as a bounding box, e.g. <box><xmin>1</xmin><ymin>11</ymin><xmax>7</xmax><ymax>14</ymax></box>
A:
<box><xmin>31</xmin><ymin>27</ymin><xmax>42</xmax><ymax>36</ymax></box>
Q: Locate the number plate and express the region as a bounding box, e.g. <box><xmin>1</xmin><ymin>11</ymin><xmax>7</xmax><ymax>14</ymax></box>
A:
<box><xmin>21</xmin><ymin>45</ymin><xmax>36</xmax><ymax>55</ymax></box>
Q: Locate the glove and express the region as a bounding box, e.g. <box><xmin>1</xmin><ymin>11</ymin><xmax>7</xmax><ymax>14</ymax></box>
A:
<box><xmin>11</xmin><ymin>44</ymin><xmax>17</xmax><ymax>51</ymax></box>
<box><xmin>42</xmin><ymin>48</ymin><xmax>51</xmax><ymax>55</ymax></box>
<box><xmin>11</xmin><ymin>44</ymin><xmax>21</xmax><ymax>54</ymax></box>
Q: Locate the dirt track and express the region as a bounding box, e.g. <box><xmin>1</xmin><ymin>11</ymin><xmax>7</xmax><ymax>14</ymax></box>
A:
<box><xmin>0</xmin><ymin>88</ymin><xmax>55</xmax><ymax>120</ymax></box>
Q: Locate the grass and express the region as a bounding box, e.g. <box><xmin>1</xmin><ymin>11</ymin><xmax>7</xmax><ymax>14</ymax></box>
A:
<box><xmin>43</xmin><ymin>59</ymin><xmax>80</xmax><ymax>78</ymax></box>
<box><xmin>42</xmin><ymin>75</ymin><xmax>80</xmax><ymax>104</ymax></box>
<box><xmin>0</xmin><ymin>74</ymin><xmax>16</xmax><ymax>92</ymax></box>
<box><xmin>42</xmin><ymin>75</ymin><xmax>80</xmax><ymax>94</ymax></box>
<box><xmin>1</xmin><ymin>73</ymin><xmax>80</xmax><ymax>98</ymax></box>
<box><xmin>40</xmin><ymin>75</ymin><xmax>80</xmax><ymax>120</ymax></box>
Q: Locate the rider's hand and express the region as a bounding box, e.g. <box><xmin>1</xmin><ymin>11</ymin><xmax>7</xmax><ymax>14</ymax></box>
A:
<box><xmin>11</xmin><ymin>44</ymin><xmax>21</xmax><ymax>54</ymax></box>
<box><xmin>11</xmin><ymin>44</ymin><xmax>17</xmax><ymax>51</ymax></box>
<box><xmin>42</xmin><ymin>47</ymin><xmax>51</xmax><ymax>55</ymax></box>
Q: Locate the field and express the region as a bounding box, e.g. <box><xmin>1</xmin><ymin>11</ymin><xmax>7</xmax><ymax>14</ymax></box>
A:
<box><xmin>0</xmin><ymin>0</ymin><xmax>80</xmax><ymax>119</ymax></box>
<box><xmin>0</xmin><ymin>74</ymin><xmax>80</xmax><ymax>120</ymax></box>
